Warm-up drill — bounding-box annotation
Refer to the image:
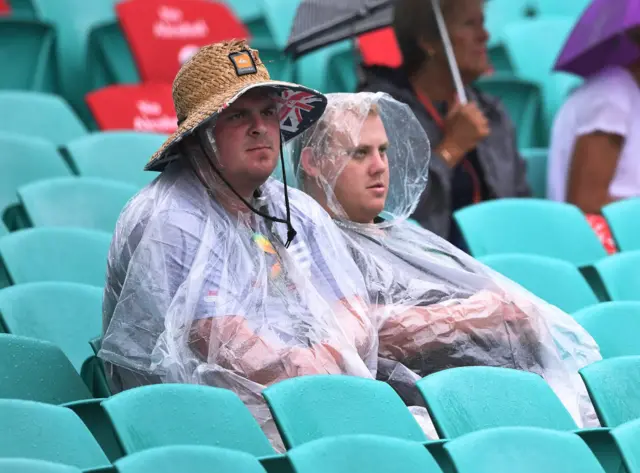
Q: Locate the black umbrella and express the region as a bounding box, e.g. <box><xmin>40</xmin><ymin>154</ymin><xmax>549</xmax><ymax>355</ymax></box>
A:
<box><xmin>285</xmin><ymin>0</ymin><xmax>468</xmax><ymax>103</ymax></box>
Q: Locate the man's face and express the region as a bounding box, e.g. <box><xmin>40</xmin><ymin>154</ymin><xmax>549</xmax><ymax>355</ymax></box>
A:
<box><xmin>330</xmin><ymin>113</ymin><xmax>390</xmax><ymax>224</ymax></box>
<box><xmin>212</xmin><ymin>89</ymin><xmax>281</xmax><ymax>194</ymax></box>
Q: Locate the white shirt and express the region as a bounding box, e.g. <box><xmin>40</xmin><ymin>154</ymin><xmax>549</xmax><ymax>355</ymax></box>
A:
<box><xmin>548</xmin><ymin>67</ymin><xmax>640</xmax><ymax>201</ymax></box>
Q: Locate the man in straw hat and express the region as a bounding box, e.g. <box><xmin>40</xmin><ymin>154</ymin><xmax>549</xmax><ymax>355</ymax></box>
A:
<box><xmin>99</xmin><ymin>40</ymin><xmax>379</xmax><ymax>446</ymax></box>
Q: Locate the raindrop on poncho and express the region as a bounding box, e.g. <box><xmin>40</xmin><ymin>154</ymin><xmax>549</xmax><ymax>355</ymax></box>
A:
<box><xmin>286</xmin><ymin>91</ymin><xmax>602</xmax><ymax>428</ymax></box>
<box><xmin>100</xmin><ymin>116</ymin><xmax>379</xmax><ymax>450</ymax></box>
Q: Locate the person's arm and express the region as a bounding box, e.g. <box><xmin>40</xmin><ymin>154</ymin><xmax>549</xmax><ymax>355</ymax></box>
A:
<box><xmin>376</xmin><ymin>290</ymin><xmax>531</xmax><ymax>361</ymax></box>
<box><xmin>566</xmin><ymin>132</ymin><xmax>624</xmax><ymax>214</ymax></box>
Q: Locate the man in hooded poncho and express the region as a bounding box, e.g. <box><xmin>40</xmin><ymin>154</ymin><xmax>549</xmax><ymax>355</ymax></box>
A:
<box><xmin>288</xmin><ymin>92</ymin><xmax>602</xmax><ymax>428</ymax></box>
<box><xmin>99</xmin><ymin>41</ymin><xmax>379</xmax><ymax>447</ymax></box>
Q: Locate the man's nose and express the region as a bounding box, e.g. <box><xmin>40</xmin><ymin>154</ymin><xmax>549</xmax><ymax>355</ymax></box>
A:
<box><xmin>369</xmin><ymin>152</ymin><xmax>387</xmax><ymax>174</ymax></box>
<box><xmin>249</xmin><ymin>112</ymin><xmax>268</xmax><ymax>135</ymax></box>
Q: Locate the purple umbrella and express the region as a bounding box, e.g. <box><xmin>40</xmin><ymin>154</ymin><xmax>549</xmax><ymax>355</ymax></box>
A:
<box><xmin>554</xmin><ymin>0</ymin><xmax>640</xmax><ymax>78</ymax></box>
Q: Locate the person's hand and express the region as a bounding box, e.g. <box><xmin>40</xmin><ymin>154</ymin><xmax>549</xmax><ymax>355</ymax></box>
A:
<box><xmin>437</xmin><ymin>99</ymin><xmax>490</xmax><ymax>167</ymax></box>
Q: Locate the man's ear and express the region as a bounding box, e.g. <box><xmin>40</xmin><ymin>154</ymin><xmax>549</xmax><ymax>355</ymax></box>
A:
<box><xmin>300</xmin><ymin>147</ymin><xmax>322</xmax><ymax>178</ymax></box>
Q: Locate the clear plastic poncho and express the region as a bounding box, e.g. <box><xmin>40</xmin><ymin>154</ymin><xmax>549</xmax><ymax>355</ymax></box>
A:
<box><xmin>286</xmin><ymin>92</ymin><xmax>602</xmax><ymax>428</ymax></box>
<box><xmin>100</xmin><ymin>125</ymin><xmax>379</xmax><ymax>450</ymax></box>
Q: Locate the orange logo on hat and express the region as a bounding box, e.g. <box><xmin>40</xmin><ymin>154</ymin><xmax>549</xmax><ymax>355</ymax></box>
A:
<box><xmin>229</xmin><ymin>50</ymin><xmax>257</xmax><ymax>76</ymax></box>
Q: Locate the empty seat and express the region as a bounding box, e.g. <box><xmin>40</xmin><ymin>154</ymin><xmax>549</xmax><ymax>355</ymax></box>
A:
<box><xmin>65</xmin><ymin>132</ymin><xmax>164</xmax><ymax>188</ymax></box>
<box><xmin>85</xmin><ymin>84</ymin><xmax>177</xmax><ymax>134</ymax></box>
<box><xmin>116</xmin><ymin>0</ymin><xmax>249</xmax><ymax>84</ymax></box>
<box><xmin>0</xmin><ymin>399</ymin><xmax>109</xmax><ymax>469</ymax></box>
<box><xmin>287</xmin><ymin>434</ymin><xmax>443</xmax><ymax>473</ymax></box>
<box><xmin>0</xmin><ymin>18</ymin><xmax>57</xmax><ymax>92</ymax></box>
<box><xmin>17</xmin><ymin>177</ymin><xmax>137</xmax><ymax>232</ymax></box>
<box><xmin>573</xmin><ymin>302</ymin><xmax>640</xmax><ymax>359</ymax></box>
<box><xmin>445</xmin><ymin>427</ymin><xmax>605</xmax><ymax>473</ymax></box>
<box><xmin>475</xmin><ymin>75</ymin><xmax>541</xmax><ymax>148</ymax></box>
<box><xmin>580</xmin><ymin>356</ymin><xmax>640</xmax><ymax>428</ymax></box>
<box><xmin>0</xmin><ymin>334</ymin><xmax>92</xmax><ymax>404</ymax></box>
<box><xmin>594</xmin><ymin>251</ymin><xmax>640</xmax><ymax>302</ymax></box>
<box><xmin>416</xmin><ymin>367</ymin><xmax>577</xmax><ymax>439</ymax></box>
<box><xmin>0</xmin><ymin>228</ymin><xmax>111</xmax><ymax>287</ymax></box>
<box><xmin>480</xmin><ymin>254</ymin><xmax>598</xmax><ymax>313</ymax></box>
<box><xmin>602</xmin><ymin>199</ymin><xmax>640</xmax><ymax>252</ymax></box>
<box><xmin>0</xmin><ymin>133</ymin><xmax>71</xmax><ymax>222</ymax></box>
<box><xmin>0</xmin><ymin>282</ymin><xmax>102</xmax><ymax>372</ymax></box>
<box><xmin>114</xmin><ymin>445</ymin><xmax>267</xmax><ymax>473</ymax></box>
<box><xmin>519</xmin><ymin>148</ymin><xmax>548</xmax><ymax>198</ymax></box>
<box><xmin>102</xmin><ymin>384</ymin><xmax>275</xmax><ymax>456</ymax></box>
<box><xmin>0</xmin><ymin>92</ymin><xmax>87</xmax><ymax>145</ymax></box>
<box><xmin>0</xmin><ymin>459</ymin><xmax>82</xmax><ymax>473</ymax></box>
<box><xmin>296</xmin><ymin>41</ymin><xmax>356</xmax><ymax>93</ymax></box>
<box><xmin>453</xmin><ymin>199</ymin><xmax>607</xmax><ymax>266</ymax></box>
<box><xmin>263</xmin><ymin>375</ymin><xmax>427</xmax><ymax>449</ymax></box>
<box><xmin>611</xmin><ymin>418</ymin><xmax>640</xmax><ymax>473</ymax></box>
<box><xmin>530</xmin><ymin>0</ymin><xmax>590</xmax><ymax>17</ymax></box>
<box><xmin>484</xmin><ymin>0</ymin><xmax>528</xmax><ymax>73</ymax></box>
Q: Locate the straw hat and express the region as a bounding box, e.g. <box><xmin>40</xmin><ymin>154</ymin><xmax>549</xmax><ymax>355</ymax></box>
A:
<box><xmin>145</xmin><ymin>39</ymin><xmax>327</xmax><ymax>172</ymax></box>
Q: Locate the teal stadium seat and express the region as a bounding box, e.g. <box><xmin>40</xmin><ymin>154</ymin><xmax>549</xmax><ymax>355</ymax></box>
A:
<box><xmin>483</xmin><ymin>0</ymin><xmax>528</xmax><ymax>73</ymax></box>
<box><xmin>0</xmin><ymin>459</ymin><xmax>82</xmax><ymax>473</ymax></box>
<box><xmin>445</xmin><ymin>427</ymin><xmax>606</xmax><ymax>473</ymax></box>
<box><xmin>0</xmin><ymin>228</ymin><xmax>111</xmax><ymax>288</ymax></box>
<box><xmin>0</xmin><ymin>92</ymin><xmax>87</xmax><ymax>145</ymax></box>
<box><xmin>581</xmin><ymin>356</ymin><xmax>640</xmax><ymax>428</ymax></box>
<box><xmin>0</xmin><ymin>282</ymin><xmax>102</xmax><ymax>372</ymax></box>
<box><xmin>611</xmin><ymin>419</ymin><xmax>640</xmax><ymax>473</ymax></box>
<box><xmin>17</xmin><ymin>177</ymin><xmax>137</xmax><ymax>233</ymax></box>
<box><xmin>602</xmin><ymin>199</ymin><xmax>640</xmax><ymax>252</ymax></box>
<box><xmin>64</xmin><ymin>132</ymin><xmax>164</xmax><ymax>188</ymax></box>
<box><xmin>114</xmin><ymin>446</ymin><xmax>268</xmax><ymax>473</ymax></box>
<box><xmin>0</xmin><ymin>18</ymin><xmax>57</xmax><ymax>92</ymax></box>
<box><xmin>519</xmin><ymin>148</ymin><xmax>548</xmax><ymax>198</ymax></box>
<box><xmin>0</xmin><ymin>399</ymin><xmax>110</xmax><ymax>470</ymax></box>
<box><xmin>0</xmin><ymin>133</ymin><xmax>72</xmax><ymax>228</ymax></box>
<box><xmin>102</xmin><ymin>384</ymin><xmax>275</xmax><ymax>456</ymax></box>
<box><xmin>530</xmin><ymin>0</ymin><xmax>591</xmax><ymax>17</ymax></box>
<box><xmin>296</xmin><ymin>41</ymin><xmax>357</xmax><ymax>93</ymax></box>
<box><xmin>480</xmin><ymin>254</ymin><xmax>598</xmax><ymax>313</ymax></box>
<box><xmin>574</xmin><ymin>302</ymin><xmax>640</xmax><ymax>359</ymax></box>
<box><xmin>263</xmin><ymin>375</ymin><xmax>428</xmax><ymax>449</ymax></box>
<box><xmin>474</xmin><ymin>75</ymin><xmax>541</xmax><ymax>148</ymax></box>
<box><xmin>287</xmin><ymin>435</ymin><xmax>443</xmax><ymax>473</ymax></box>
<box><xmin>453</xmin><ymin>199</ymin><xmax>607</xmax><ymax>266</ymax></box>
<box><xmin>594</xmin><ymin>251</ymin><xmax>640</xmax><ymax>302</ymax></box>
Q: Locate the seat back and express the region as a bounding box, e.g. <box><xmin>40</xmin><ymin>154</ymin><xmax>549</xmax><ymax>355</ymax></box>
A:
<box><xmin>0</xmin><ymin>334</ymin><xmax>92</xmax><ymax>403</ymax></box>
<box><xmin>295</xmin><ymin>41</ymin><xmax>354</xmax><ymax>93</ymax></box>
<box><xmin>0</xmin><ymin>459</ymin><xmax>82</xmax><ymax>473</ymax></box>
<box><xmin>594</xmin><ymin>251</ymin><xmax>640</xmax><ymax>302</ymax></box>
<box><xmin>65</xmin><ymin>132</ymin><xmax>164</xmax><ymax>188</ymax></box>
<box><xmin>263</xmin><ymin>375</ymin><xmax>427</xmax><ymax>449</ymax></box>
<box><xmin>102</xmin><ymin>384</ymin><xmax>274</xmax><ymax>456</ymax></box>
<box><xmin>417</xmin><ymin>367</ymin><xmax>576</xmax><ymax>439</ymax></box>
<box><xmin>288</xmin><ymin>434</ymin><xmax>443</xmax><ymax>473</ymax></box>
<box><xmin>453</xmin><ymin>199</ymin><xmax>607</xmax><ymax>266</ymax></box>
<box><xmin>474</xmin><ymin>75</ymin><xmax>541</xmax><ymax>148</ymax></box>
<box><xmin>116</xmin><ymin>0</ymin><xmax>249</xmax><ymax>84</ymax></box>
<box><xmin>86</xmin><ymin>84</ymin><xmax>177</xmax><ymax>134</ymax></box>
<box><xmin>0</xmin><ymin>228</ymin><xmax>111</xmax><ymax>287</ymax></box>
<box><xmin>0</xmin><ymin>399</ymin><xmax>109</xmax><ymax>469</ymax></box>
<box><xmin>574</xmin><ymin>302</ymin><xmax>640</xmax><ymax>359</ymax></box>
<box><xmin>0</xmin><ymin>282</ymin><xmax>102</xmax><ymax>371</ymax></box>
<box><xmin>530</xmin><ymin>0</ymin><xmax>590</xmax><ymax>17</ymax></box>
<box><xmin>581</xmin><ymin>356</ymin><xmax>640</xmax><ymax>428</ymax></box>
<box><xmin>114</xmin><ymin>445</ymin><xmax>267</xmax><ymax>473</ymax></box>
<box><xmin>0</xmin><ymin>133</ymin><xmax>71</xmax><ymax>217</ymax></box>
<box><xmin>480</xmin><ymin>254</ymin><xmax>597</xmax><ymax>313</ymax></box>
<box><xmin>0</xmin><ymin>19</ymin><xmax>57</xmax><ymax>92</ymax></box>
<box><xmin>519</xmin><ymin>147</ymin><xmax>548</xmax><ymax>197</ymax></box>
<box><xmin>445</xmin><ymin>427</ymin><xmax>605</xmax><ymax>473</ymax></box>
<box><xmin>18</xmin><ymin>177</ymin><xmax>137</xmax><ymax>233</ymax></box>
<box><xmin>602</xmin><ymin>199</ymin><xmax>640</xmax><ymax>252</ymax></box>
<box><xmin>0</xmin><ymin>92</ymin><xmax>87</xmax><ymax>145</ymax></box>
<box><xmin>611</xmin><ymin>418</ymin><xmax>640</xmax><ymax>473</ymax></box>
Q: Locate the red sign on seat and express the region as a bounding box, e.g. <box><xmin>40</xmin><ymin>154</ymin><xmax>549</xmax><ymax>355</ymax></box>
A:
<box><xmin>0</xmin><ymin>0</ymin><xmax>11</xmax><ymax>15</ymax></box>
<box><xmin>86</xmin><ymin>84</ymin><xmax>178</xmax><ymax>134</ymax></box>
<box><xmin>358</xmin><ymin>28</ymin><xmax>402</xmax><ymax>68</ymax></box>
<box><xmin>116</xmin><ymin>0</ymin><xmax>250</xmax><ymax>83</ymax></box>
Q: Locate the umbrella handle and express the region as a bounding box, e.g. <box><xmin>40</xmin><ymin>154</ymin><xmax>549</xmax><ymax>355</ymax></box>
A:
<box><xmin>430</xmin><ymin>0</ymin><xmax>468</xmax><ymax>105</ymax></box>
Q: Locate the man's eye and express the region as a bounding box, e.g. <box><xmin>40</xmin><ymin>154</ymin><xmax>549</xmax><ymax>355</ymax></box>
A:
<box><xmin>228</xmin><ymin>112</ymin><xmax>243</xmax><ymax>121</ymax></box>
<box><xmin>263</xmin><ymin>108</ymin><xmax>277</xmax><ymax>117</ymax></box>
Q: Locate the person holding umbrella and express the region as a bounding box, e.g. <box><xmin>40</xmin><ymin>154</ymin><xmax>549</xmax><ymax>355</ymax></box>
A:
<box><xmin>549</xmin><ymin>1</ymin><xmax>640</xmax><ymax>214</ymax></box>
<box><xmin>358</xmin><ymin>0</ymin><xmax>531</xmax><ymax>249</ymax></box>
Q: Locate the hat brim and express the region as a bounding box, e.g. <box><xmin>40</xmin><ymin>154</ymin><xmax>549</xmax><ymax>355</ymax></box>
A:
<box><xmin>145</xmin><ymin>80</ymin><xmax>327</xmax><ymax>172</ymax></box>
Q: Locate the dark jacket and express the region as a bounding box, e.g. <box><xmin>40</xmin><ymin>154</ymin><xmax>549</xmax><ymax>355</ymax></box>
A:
<box><xmin>359</xmin><ymin>66</ymin><xmax>531</xmax><ymax>240</ymax></box>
